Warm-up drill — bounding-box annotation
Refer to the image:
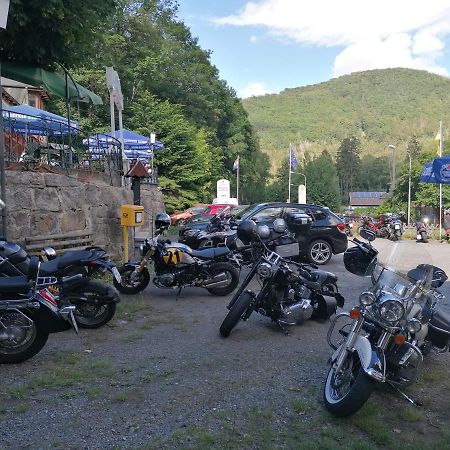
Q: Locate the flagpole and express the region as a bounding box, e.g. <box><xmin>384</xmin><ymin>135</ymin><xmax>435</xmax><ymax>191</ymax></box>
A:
<box><xmin>288</xmin><ymin>144</ymin><xmax>292</xmax><ymax>203</ymax></box>
<box><xmin>236</xmin><ymin>155</ymin><xmax>240</xmax><ymax>203</ymax></box>
<box><xmin>439</xmin><ymin>121</ymin><xmax>443</xmax><ymax>239</ymax></box>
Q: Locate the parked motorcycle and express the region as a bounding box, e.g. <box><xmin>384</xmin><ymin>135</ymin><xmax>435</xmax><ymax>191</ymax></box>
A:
<box><xmin>0</xmin><ymin>257</ymin><xmax>82</xmax><ymax>363</ymax></box>
<box><xmin>0</xmin><ymin>239</ymin><xmax>120</xmax><ymax>328</ymax></box>
<box><xmin>323</xmin><ymin>229</ymin><xmax>449</xmax><ymax>416</ymax></box>
<box><xmin>388</xmin><ymin>216</ymin><xmax>403</xmax><ymax>241</ymax></box>
<box><xmin>113</xmin><ymin>213</ymin><xmax>240</xmax><ymax>296</ymax></box>
<box><xmin>416</xmin><ymin>222</ymin><xmax>428</xmax><ymax>243</ymax></box>
<box><xmin>219</xmin><ymin>217</ymin><xmax>345</xmax><ymax>337</ymax></box>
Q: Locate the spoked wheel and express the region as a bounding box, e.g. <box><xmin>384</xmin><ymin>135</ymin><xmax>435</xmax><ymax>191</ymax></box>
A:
<box><xmin>220</xmin><ymin>291</ymin><xmax>253</xmax><ymax>337</ymax></box>
<box><xmin>113</xmin><ymin>265</ymin><xmax>150</xmax><ymax>294</ymax></box>
<box><xmin>324</xmin><ymin>352</ymin><xmax>373</xmax><ymax>417</ymax></box>
<box><xmin>0</xmin><ymin>310</ymin><xmax>49</xmax><ymax>364</ymax></box>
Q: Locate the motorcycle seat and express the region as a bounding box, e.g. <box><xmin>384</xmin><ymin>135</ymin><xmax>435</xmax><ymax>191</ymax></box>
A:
<box><xmin>430</xmin><ymin>309</ymin><xmax>450</xmax><ymax>333</ymax></box>
<box><xmin>190</xmin><ymin>247</ymin><xmax>230</xmax><ymax>259</ymax></box>
<box><xmin>40</xmin><ymin>250</ymin><xmax>99</xmax><ymax>274</ymax></box>
<box><xmin>0</xmin><ymin>276</ymin><xmax>33</xmax><ymax>294</ymax></box>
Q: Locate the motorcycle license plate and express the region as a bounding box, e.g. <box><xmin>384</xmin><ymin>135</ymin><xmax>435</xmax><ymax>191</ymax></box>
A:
<box><xmin>417</xmin><ymin>234</ymin><xmax>422</xmax><ymax>240</ymax></box>
<box><xmin>395</xmin><ymin>224</ymin><xmax>400</xmax><ymax>229</ymax></box>
<box><xmin>275</xmin><ymin>242</ymin><xmax>300</xmax><ymax>258</ymax></box>
<box><xmin>111</xmin><ymin>266</ymin><xmax>122</xmax><ymax>283</ymax></box>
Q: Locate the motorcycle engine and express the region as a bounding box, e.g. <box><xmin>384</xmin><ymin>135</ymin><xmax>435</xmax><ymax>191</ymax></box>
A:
<box><xmin>279</xmin><ymin>298</ymin><xmax>313</xmax><ymax>325</ymax></box>
<box><xmin>153</xmin><ymin>273</ymin><xmax>177</xmax><ymax>288</ymax></box>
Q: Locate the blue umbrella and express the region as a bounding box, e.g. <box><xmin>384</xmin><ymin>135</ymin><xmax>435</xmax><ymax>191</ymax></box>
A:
<box><xmin>2</xmin><ymin>104</ymin><xmax>79</xmax><ymax>136</ymax></box>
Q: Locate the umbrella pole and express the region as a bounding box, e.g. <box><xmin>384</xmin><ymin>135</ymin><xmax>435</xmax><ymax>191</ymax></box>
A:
<box><xmin>0</xmin><ymin>60</ymin><xmax>7</xmax><ymax>238</ymax></box>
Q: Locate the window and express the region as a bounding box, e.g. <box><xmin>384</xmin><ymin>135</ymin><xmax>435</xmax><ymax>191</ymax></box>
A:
<box><xmin>252</xmin><ymin>207</ymin><xmax>283</xmax><ymax>223</ymax></box>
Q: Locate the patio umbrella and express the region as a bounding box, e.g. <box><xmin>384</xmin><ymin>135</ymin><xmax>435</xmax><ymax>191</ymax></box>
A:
<box><xmin>3</xmin><ymin>104</ymin><xmax>79</xmax><ymax>136</ymax></box>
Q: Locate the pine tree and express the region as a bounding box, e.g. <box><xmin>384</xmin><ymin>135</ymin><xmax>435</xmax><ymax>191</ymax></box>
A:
<box><xmin>336</xmin><ymin>137</ymin><xmax>361</xmax><ymax>202</ymax></box>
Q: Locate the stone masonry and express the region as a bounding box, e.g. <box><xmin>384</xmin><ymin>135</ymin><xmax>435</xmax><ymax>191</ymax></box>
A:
<box><xmin>4</xmin><ymin>170</ymin><xmax>165</xmax><ymax>260</ymax></box>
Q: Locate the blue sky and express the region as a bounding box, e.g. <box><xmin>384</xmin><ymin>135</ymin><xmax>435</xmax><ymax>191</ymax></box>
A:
<box><xmin>176</xmin><ymin>0</ymin><xmax>450</xmax><ymax>98</ymax></box>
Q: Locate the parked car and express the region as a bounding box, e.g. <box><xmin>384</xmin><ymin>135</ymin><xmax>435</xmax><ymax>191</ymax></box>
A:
<box><xmin>179</xmin><ymin>202</ymin><xmax>348</xmax><ymax>265</ymax></box>
<box><xmin>170</xmin><ymin>204</ymin><xmax>208</xmax><ymax>225</ymax></box>
<box><xmin>184</xmin><ymin>204</ymin><xmax>233</xmax><ymax>224</ymax></box>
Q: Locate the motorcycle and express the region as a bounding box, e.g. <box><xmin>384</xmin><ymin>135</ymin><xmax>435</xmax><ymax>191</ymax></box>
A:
<box><xmin>0</xmin><ymin>239</ymin><xmax>120</xmax><ymax>328</ymax></box>
<box><xmin>388</xmin><ymin>217</ymin><xmax>403</xmax><ymax>241</ymax></box>
<box><xmin>113</xmin><ymin>213</ymin><xmax>240</xmax><ymax>296</ymax></box>
<box><xmin>0</xmin><ymin>257</ymin><xmax>82</xmax><ymax>363</ymax></box>
<box><xmin>323</xmin><ymin>229</ymin><xmax>449</xmax><ymax>416</ymax></box>
<box><xmin>219</xmin><ymin>216</ymin><xmax>345</xmax><ymax>337</ymax></box>
<box><xmin>416</xmin><ymin>222</ymin><xmax>428</xmax><ymax>243</ymax></box>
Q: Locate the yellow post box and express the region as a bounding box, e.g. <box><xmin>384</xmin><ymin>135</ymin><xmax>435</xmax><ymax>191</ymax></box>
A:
<box><xmin>121</xmin><ymin>204</ymin><xmax>144</xmax><ymax>227</ymax></box>
<box><xmin>121</xmin><ymin>205</ymin><xmax>145</xmax><ymax>262</ymax></box>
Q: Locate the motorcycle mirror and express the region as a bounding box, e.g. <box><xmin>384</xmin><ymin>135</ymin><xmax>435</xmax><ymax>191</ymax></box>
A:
<box><xmin>359</xmin><ymin>228</ymin><xmax>376</xmax><ymax>242</ymax></box>
<box><xmin>0</xmin><ymin>199</ymin><xmax>5</xmax><ymax>209</ymax></box>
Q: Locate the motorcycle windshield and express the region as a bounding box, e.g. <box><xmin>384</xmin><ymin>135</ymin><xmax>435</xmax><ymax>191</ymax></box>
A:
<box><xmin>371</xmin><ymin>263</ymin><xmax>433</xmax><ymax>300</ymax></box>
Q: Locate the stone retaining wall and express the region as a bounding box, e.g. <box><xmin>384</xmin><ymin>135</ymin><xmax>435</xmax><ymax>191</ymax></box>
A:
<box><xmin>4</xmin><ymin>170</ymin><xmax>165</xmax><ymax>260</ymax></box>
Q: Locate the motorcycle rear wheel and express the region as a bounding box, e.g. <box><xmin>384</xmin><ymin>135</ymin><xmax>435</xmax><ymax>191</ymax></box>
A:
<box><xmin>220</xmin><ymin>291</ymin><xmax>253</xmax><ymax>337</ymax></box>
<box><xmin>323</xmin><ymin>353</ymin><xmax>373</xmax><ymax>417</ymax></box>
<box><xmin>420</xmin><ymin>231</ymin><xmax>428</xmax><ymax>243</ymax></box>
<box><xmin>69</xmin><ymin>280</ymin><xmax>118</xmax><ymax>329</ymax></box>
<box><xmin>113</xmin><ymin>265</ymin><xmax>150</xmax><ymax>294</ymax></box>
<box><xmin>205</xmin><ymin>262</ymin><xmax>239</xmax><ymax>296</ymax></box>
<box><xmin>0</xmin><ymin>310</ymin><xmax>49</xmax><ymax>364</ymax></box>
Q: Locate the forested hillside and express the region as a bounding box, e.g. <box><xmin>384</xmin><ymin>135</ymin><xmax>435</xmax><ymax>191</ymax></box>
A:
<box><xmin>243</xmin><ymin>68</ymin><xmax>450</xmax><ymax>169</ymax></box>
<box><xmin>0</xmin><ymin>0</ymin><xmax>270</xmax><ymax>211</ymax></box>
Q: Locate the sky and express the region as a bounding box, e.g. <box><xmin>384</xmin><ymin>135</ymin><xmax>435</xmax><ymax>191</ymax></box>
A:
<box><xmin>176</xmin><ymin>0</ymin><xmax>450</xmax><ymax>98</ymax></box>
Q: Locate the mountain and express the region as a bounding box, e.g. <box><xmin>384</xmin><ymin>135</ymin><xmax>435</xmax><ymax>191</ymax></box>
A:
<box><xmin>242</xmin><ymin>68</ymin><xmax>450</xmax><ymax>169</ymax></box>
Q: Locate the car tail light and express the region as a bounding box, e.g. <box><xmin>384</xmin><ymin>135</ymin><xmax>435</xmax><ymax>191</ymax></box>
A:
<box><xmin>337</xmin><ymin>223</ymin><xmax>346</xmax><ymax>233</ymax></box>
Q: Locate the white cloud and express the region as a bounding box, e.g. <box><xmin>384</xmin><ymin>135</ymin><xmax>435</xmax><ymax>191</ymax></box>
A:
<box><xmin>250</xmin><ymin>35</ymin><xmax>258</xmax><ymax>43</ymax></box>
<box><xmin>240</xmin><ymin>82</ymin><xmax>272</xmax><ymax>98</ymax></box>
<box><xmin>214</xmin><ymin>0</ymin><xmax>450</xmax><ymax>78</ymax></box>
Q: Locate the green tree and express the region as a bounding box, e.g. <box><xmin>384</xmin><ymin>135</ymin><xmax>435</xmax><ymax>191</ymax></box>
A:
<box><xmin>336</xmin><ymin>136</ymin><xmax>361</xmax><ymax>202</ymax></box>
<box><xmin>357</xmin><ymin>155</ymin><xmax>390</xmax><ymax>191</ymax></box>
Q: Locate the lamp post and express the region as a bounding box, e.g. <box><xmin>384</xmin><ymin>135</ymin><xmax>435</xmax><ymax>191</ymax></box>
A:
<box><xmin>406</xmin><ymin>150</ymin><xmax>412</xmax><ymax>226</ymax></box>
<box><xmin>388</xmin><ymin>144</ymin><xmax>396</xmax><ymax>191</ymax></box>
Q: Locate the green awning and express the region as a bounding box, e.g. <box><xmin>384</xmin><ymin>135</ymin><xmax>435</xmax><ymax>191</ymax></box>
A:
<box><xmin>2</xmin><ymin>62</ymin><xmax>103</xmax><ymax>105</ymax></box>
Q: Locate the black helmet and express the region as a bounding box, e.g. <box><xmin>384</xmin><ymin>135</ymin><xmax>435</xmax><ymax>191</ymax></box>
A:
<box><xmin>155</xmin><ymin>212</ymin><xmax>171</xmax><ymax>230</ymax></box>
<box><xmin>237</xmin><ymin>220</ymin><xmax>257</xmax><ymax>244</ymax></box>
<box><xmin>343</xmin><ymin>244</ymin><xmax>378</xmax><ymax>276</ymax></box>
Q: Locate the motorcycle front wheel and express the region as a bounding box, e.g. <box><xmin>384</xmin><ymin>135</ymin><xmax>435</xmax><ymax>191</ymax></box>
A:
<box><xmin>220</xmin><ymin>291</ymin><xmax>253</xmax><ymax>337</ymax></box>
<box><xmin>205</xmin><ymin>262</ymin><xmax>239</xmax><ymax>296</ymax></box>
<box><xmin>0</xmin><ymin>310</ymin><xmax>49</xmax><ymax>364</ymax></box>
<box><xmin>323</xmin><ymin>352</ymin><xmax>373</xmax><ymax>417</ymax></box>
<box><xmin>113</xmin><ymin>265</ymin><xmax>150</xmax><ymax>294</ymax></box>
<box><xmin>69</xmin><ymin>280</ymin><xmax>118</xmax><ymax>329</ymax></box>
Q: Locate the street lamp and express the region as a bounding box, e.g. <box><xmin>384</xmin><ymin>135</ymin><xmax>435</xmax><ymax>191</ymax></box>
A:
<box><xmin>388</xmin><ymin>144</ymin><xmax>396</xmax><ymax>191</ymax></box>
<box><xmin>406</xmin><ymin>150</ymin><xmax>412</xmax><ymax>226</ymax></box>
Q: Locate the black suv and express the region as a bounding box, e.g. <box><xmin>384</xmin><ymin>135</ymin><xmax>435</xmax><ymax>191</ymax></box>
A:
<box><xmin>179</xmin><ymin>202</ymin><xmax>348</xmax><ymax>265</ymax></box>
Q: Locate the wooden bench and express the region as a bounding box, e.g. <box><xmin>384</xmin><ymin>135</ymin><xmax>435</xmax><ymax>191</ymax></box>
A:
<box><xmin>24</xmin><ymin>229</ymin><xmax>93</xmax><ymax>255</ymax></box>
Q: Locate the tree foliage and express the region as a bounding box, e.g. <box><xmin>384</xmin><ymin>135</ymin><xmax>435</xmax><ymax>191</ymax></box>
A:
<box><xmin>336</xmin><ymin>137</ymin><xmax>361</xmax><ymax>201</ymax></box>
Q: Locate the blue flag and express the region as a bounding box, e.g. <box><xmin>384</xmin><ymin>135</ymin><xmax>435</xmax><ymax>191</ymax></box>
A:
<box><xmin>432</xmin><ymin>156</ymin><xmax>450</xmax><ymax>184</ymax></box>
<box><xmin>419</xmin><ymin>162</ymin><xmax>436</xmax><ymax>183</ymax></box>
<box><xmin>290</xmin><ymin>145</ymin><xmax>298</xmax><ymax>169</ymax></box>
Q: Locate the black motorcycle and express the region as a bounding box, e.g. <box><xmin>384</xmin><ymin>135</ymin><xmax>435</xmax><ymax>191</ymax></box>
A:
<box><xmin>0</xmin><ymin>239</ymin><xmax>120</xmax><ymax>328</ymax></box>
<box><xmin>323</xmin><ymin>229</ymin><xmax>449</xmax><ymax>416</ymax></box>
<box><xmin>113</xmin><ymin>213</ymin><xmax>240</xmax><ymax>296</ymax></box>
<box><xmin>0</xmin><ymin>257</ymin><xmax>83</xmax><ymax>363</ymax></box>
<box><xmin>219</xmin><ymin>217</ymin><xmax>345</xmax><ymax>337</ymax></box>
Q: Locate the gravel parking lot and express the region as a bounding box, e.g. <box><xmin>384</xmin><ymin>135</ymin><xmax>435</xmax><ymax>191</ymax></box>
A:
<box><xmin>1</xmin><ymin>238</ymin><xmax>450</xmax><ymax>449</ymax></box>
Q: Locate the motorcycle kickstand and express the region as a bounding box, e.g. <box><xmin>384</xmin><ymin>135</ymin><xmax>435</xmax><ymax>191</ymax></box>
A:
<box><xmin>387</xmin><ymin>381</ymin><xmax>423</xmax><ymax>407</ymax></box>
<box><xmin>176</xmin><ymin>286</ymin><xmax>183</xmax><ymax>301</ymax></box>
<box><xmin>276</xmin><ymin>321</ymin><xmax>290</xmax><ymax>336</ymax></box>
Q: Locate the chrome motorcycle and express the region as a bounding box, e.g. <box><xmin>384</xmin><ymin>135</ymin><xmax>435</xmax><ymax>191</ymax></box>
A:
<box><xmin>220</xmin><ymin>217</ymin><xmax>345</xmax><ymax>337</ymax></box>
<box><xmin>323</xmin><ymin>230</ymin><xmax>449</xmax><ymax>416</ymax></box>
<box><xmin>114</xmin><ymin>213</ymin><xmax>239</xmax><ymax>296</ymax></box>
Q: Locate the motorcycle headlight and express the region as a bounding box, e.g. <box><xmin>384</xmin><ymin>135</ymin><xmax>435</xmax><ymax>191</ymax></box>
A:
<box><xmin>379</xmin><ymin>300</ymin><xmax>405</xmax><ymax>324</ymax></box>
<box><xmin>257</xmin><ymin>262</ymin><xmax>273</xmax><ymax>279</ymax></box>
<box><xmin>406</xmin><ymin>318</ymin><xmax>422</xmax><ymax>334</ymax></box>
<box><xmin>359</xmin><ymin>291</ymin><xmax>376</xmax><ymax>306</ymax></box>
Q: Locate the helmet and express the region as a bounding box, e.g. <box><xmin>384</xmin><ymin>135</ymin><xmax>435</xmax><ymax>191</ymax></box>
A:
<box><xmin>237</xmin><ymin>220</ymin><xmax>257</xmax><ymax>244</ymax></box>
<box><xmin>273</xmin><ymin>218</ymin><xmax>287</xmax><ymax>233</ymax></box>
<box><xmin>155</xmin><ymin>213</ymin><xmax>171</xmax><ymax>230</ymax></box>
<box><xmin>256</xmin><ymin>224</ymin><xmax>270</xmax><ymax>239</ymax></box>
<box><xmin>343</xmin><ymin>244</ymin><xmax>378</xmax><ymax>276</ymax></box>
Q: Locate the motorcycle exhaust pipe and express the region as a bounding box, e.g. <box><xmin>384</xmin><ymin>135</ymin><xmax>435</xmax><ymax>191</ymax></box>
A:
<box><xmin>200</xmin><ymin>272</ymin><xmax>229</xmax><ymax>288</ymax></box>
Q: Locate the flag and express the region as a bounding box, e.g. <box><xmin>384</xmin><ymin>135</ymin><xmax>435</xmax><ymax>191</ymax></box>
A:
<box><xmin>232</xmin><ymin>156</ymin><xmax>239</xmax><ymax>172</ymax></box>
<box><xmin>290</xmin><ymin>145</ymin><xmax>298</xmax><ymax>169</ymax></box>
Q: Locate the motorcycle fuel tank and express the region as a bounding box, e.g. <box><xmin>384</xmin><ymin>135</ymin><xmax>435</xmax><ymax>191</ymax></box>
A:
<box><xmin>161</xmin><ymin>245</ymin><xmax>196</xmax><ymax>265</ymax></box>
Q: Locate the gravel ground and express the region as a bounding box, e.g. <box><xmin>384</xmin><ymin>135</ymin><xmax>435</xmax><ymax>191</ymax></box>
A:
<box><xmin>1</xmin><ymin>238</ymin><xmax>450</xmax><ymax>449</ymax></box>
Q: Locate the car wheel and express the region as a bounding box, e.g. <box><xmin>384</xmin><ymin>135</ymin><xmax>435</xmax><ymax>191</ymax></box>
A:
<box><xmin>307</xmin><ymin>239</ymin><xmax>332</xmax><ymax>265</ymax></box>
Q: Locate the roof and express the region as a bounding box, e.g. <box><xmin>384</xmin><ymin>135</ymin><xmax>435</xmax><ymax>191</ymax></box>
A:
<box><xmin>349</xmin><ymin>192</ymin><xmax>388</xmax><ymax>207</ymax></box>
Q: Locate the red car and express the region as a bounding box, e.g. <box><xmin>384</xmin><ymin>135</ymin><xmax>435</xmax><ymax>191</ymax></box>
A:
<box><xmin>185</xmin><ymin>204</ymin><xmax>233</xmax><ymax>224</ymax></box>
<box><xmin>170</xmin><ymin>204</ymin><xmax>208</xmax><ymax>225</ymax></box>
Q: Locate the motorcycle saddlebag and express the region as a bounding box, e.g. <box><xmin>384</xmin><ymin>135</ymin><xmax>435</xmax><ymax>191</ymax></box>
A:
<box><xmin>428</xmin><ymin>309</ymin><xmax>450</xmax><ymax>349</ymax></box>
